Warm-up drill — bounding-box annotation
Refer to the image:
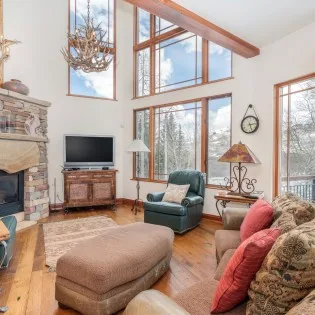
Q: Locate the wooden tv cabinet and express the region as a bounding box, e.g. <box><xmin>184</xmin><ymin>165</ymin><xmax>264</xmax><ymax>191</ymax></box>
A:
<box><xmin>63</xmin><ymin>169</ymin><xmax>117</xmax><ymax>211</ymax></box>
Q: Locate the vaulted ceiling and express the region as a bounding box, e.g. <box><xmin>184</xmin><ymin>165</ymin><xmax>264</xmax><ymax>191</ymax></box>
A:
<box><xmin>174</xmin><ymin>0</ymin><xmax>315</xmax><ymax>47</ymax></box>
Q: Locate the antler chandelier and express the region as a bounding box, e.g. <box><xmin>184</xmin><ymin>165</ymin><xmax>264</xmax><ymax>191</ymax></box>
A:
<box><xmin>61</xmin><ymin>0</ymin><xmax>112</xmax><ymax>73</ymax></box>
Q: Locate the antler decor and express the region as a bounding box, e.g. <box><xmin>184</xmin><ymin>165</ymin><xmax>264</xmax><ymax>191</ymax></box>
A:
<box><xmin>0</xmin><ymin>35</ymin><xmax>20</xmax><ymax>63</ymax></box>
<box><xmin>61</xmin><ymin>0</ymin><xmax>113</xmax><ymax>73</ymax></box>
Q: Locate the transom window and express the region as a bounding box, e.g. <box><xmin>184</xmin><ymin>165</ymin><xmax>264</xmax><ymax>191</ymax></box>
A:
<box><xmin>134</xmin><ymin>94</ymin><xmax>232</xmax><ymax>187</ymax></box>
<box><xmin>275</xmin><ymin>74</ymin><xmax>315</xmax><ymax>201</ymax></box>
<box><xmin>134</xmin><ymin>8</ymin><xmax>232</xmax><ymax>98</ymax></box>
<box><xmin>68</xmin><ymin>0</ymin><xmax>116</xmax><ymax>100</ymax></box>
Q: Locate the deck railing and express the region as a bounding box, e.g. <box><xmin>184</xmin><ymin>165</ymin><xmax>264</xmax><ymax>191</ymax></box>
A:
<box><xmin>281</xmin><ymin>176</ymin><xmax>315</xmax><ymax>202</ymax></box>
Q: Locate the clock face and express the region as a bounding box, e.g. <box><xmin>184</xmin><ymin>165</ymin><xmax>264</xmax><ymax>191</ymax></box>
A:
<box><xmin>241</xmin><ymin>115</ymin><xmax>259</xmax><ymax>134</ymax></box>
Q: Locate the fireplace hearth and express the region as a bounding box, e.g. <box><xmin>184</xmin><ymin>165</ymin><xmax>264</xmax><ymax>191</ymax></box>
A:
<box><xmin>0</xmin><ymin>170</ymin><xmax>24</xmax><ymax>217</ymax></box>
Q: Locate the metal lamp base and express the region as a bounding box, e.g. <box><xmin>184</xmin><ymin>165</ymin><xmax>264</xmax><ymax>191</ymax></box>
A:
<box><xmin>131</xmin><ymin>179</ymin><xmax>142</xmax><ymax>215</ymax></box>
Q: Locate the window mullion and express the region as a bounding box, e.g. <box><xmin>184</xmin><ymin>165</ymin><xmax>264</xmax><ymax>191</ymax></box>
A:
<box><xmin>149</xmin><ymin>107</ymin><xmax>155</xmax><ymax>180</ymax></box>
<box><xmin>202</xmin><ymin>39</ymin><xmax>209</xmax><ymax>83</ymax></box>
<box><xmin>201</xmin><ymin>98</ymin><xmax>208</xmax><ymax>174</ymax></box>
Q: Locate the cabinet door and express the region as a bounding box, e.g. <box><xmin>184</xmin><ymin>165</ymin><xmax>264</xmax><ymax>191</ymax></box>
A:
<box><xmin>68</xmin><ymin>182</ymin><xmax>92</xmax><ymax>202</ymax></box>
<box><xmin>92</xmin><ymin>180</ymin><xmax>113</xmax><ymax>201</ymax></box>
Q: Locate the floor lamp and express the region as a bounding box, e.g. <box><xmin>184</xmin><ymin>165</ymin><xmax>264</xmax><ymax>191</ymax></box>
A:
<box><xmin>127</xmin><ymin>139</ymin><xmax>150</xmax><ymax>214</ymax></box>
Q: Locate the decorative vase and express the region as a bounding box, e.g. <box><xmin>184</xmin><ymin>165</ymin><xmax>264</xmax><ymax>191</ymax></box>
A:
<box><xmin>2</xmin><ymin>79</ymin><xmax>30</xmax><ymax>96</ymax></box>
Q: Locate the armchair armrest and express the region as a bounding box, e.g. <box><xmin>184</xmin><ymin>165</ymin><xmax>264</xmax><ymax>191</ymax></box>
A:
<box><xmin>147</xmin><ymin>192</ymin><xmax>165</xmax><ymax>202</ymax></box>
<box><xmin>223</xmin><ymin>207</ymin><xmax>248</xmax><ymax>230</ymax></box>
<box><xmin>181</xmin><ymin>195</ymin><xmax>203</xmax><ymax>207</ymax></box>
<box><xmin>124</xmin><ymin>290</ymin><xmax>190</xmax><ymax>315</ymax></box>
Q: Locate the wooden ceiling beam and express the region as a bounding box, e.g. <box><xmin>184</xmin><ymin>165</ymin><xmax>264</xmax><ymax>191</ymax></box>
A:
<box><xmin>124</xmin><ymin>0</ymin><xmax>260</xmax><ymax>58</ymax></box>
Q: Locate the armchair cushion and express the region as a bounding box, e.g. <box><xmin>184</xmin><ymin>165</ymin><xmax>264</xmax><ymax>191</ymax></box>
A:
<box><xmin>144</xmin><ymin>201</ymin><xmax>187</xmax><ymax>216</ymax></box>
<box><xmin>147</xmin><ymin>192</ymin><xmax>165</xmax><ymax>202</ymax></box>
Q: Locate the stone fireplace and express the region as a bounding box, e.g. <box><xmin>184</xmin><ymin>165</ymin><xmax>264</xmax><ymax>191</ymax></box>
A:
<box><xmin>0</xmin><ymin>88</ymin><xmax>50</xmax><ymax>221</ymax></box>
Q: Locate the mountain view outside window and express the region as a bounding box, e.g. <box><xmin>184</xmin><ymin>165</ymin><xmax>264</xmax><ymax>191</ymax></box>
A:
<box><xmin>279</xmin><ymin>77</ymin><xmax>315</xmax><ymax>201</ymax></box>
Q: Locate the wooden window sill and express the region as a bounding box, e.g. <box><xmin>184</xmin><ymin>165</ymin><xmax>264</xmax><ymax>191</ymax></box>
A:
<box><xmin>131</xmin><ymin>178</ymin><xmax>227</xmax><ymax>190</ymax></box>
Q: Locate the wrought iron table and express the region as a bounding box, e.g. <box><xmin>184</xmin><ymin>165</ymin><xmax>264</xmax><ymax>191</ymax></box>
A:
<box><xmin>215</xmin><ymin>194</ymin><xmax>258</xmax><ymax>217</ymax></box>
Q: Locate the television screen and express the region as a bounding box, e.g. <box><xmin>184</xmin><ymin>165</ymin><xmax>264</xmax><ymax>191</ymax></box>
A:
<box><xmin>64</xmin><ymin>135</ymin><xmax>114</xmax><ymax>167</ymax></box>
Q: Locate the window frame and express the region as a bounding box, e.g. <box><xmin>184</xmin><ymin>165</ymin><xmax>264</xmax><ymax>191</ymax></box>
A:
<box><xmin>133</xmin><ymin>8</ymin><xmax>233</xmax><ymax>99</ymax></box>
<box><xmin>274</xmin><ymin>72</ymin><xmax>315</xmax><ymax>198</ymax></box>
<box><xmin>67</xmin><ymin>0</ymin><xmax>117</xmax><ymax>101</ymax></box>
<box><xmin>133</xmin><ymin>93</ymin><xmax>232</xmax><ymax>188</ymax></box>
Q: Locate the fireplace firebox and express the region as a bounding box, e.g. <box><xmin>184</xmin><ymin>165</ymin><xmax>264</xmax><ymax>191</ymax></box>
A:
<box><xmin>0</xmin><ymin>170</ymin><xmax>24</xmax><ymax>217</ymax></box>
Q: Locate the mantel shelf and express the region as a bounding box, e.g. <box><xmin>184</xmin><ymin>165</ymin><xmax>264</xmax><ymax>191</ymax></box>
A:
<box><xmin>0</xmin><ymin>133</ymin><xmax>48</xmax><ymax>143</ymax></box>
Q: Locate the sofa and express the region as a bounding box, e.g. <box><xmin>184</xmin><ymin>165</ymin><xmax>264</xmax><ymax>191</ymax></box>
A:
<box><xmin>124</xmin><ymin>194</ymin><xmax>315</xmax><ymax>315</ymax></box>
<box><xmin>144</xmin><ymin>170</ymin><xmax>205</xmax><ymax>234</ymax></box>
<box><xmin>0</xmin><ymin>215</ymin><xmax>17</xmax><ymax>268</ymax></box>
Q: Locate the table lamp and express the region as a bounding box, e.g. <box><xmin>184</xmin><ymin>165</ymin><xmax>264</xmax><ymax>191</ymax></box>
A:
<box><xmin>218</xmin><ymin>141</ymin><xmax>260</xmax><ymax>196</ymax></box>
<box><xmin>127</xmin><ymin>139</ymin><xmax>150</xmax><ymax>214</ymax></box>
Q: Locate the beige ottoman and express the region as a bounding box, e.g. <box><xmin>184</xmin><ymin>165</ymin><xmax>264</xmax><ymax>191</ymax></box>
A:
<box><xmin>55</xmin><ymin>222</ymin><xmax>174</xmax><ymax>315</ymax></box>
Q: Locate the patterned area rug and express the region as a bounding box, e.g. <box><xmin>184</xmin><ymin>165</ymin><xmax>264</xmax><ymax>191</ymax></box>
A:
<box><xmin>42</xmin><ymin>216</ymin><xmax>118</xmax><ymax>270</ymax></box>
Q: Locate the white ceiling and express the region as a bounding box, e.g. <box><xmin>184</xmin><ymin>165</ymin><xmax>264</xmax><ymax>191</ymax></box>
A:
<box><xmin>174</xmin><ymin>0</ymin><xmax>315</xmax><ymax>47</ymax></box>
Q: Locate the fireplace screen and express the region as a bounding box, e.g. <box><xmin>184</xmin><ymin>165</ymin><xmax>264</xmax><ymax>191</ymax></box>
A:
<box><xmin>0</xmin><ymin>170</ymin><xmax>24</xmax><ymax>217</ymax></box>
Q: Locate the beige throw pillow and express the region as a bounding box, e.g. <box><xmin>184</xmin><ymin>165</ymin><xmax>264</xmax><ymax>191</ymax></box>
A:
<box><xmin>162</xmin><ymin>184</ymin><xmax>190</xmax><ymax>204</ymax></box>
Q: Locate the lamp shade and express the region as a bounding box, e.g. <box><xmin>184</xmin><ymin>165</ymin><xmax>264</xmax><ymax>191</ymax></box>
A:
<box><xmin>127</xmin><ymin>139</ymin><xmax>150</xmax><ymax>153</ymax></box>
<box><xmin>218</xmin><ymin>142</ymin><xmax>260</xmax><ymax>164</ymax></box>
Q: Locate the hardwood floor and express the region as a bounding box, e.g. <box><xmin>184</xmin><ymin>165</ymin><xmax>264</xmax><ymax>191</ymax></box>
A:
<box><xmin>0</xmin><ymin>205</ymin><xmax>222</xmax><ymax>315</ymax></box>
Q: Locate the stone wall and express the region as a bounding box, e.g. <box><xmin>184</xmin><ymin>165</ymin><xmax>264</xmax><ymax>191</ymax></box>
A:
<box><xmin>0</xmin><ymin>88</ymin><xmax>50</xmax><ymax>220</ymax></box>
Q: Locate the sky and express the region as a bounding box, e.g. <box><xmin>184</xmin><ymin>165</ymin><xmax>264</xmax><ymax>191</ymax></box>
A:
<box><xmin>68</xmin><ymin>4</ymin><xmax>231</xmax><ymax>99</ymax></box>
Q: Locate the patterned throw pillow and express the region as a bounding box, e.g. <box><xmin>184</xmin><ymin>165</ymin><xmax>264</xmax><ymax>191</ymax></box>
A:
<box><xmin>272</xmin><ymin>192</ymin><xmax>301</xmax><ymax>220</ymax></box>
<box><xmin>247</xmin><ymin>219</ymin><xmax>315</xmax><ymax>315</ymax></box>
<box><xmin>271</xmin><ymin>195</ymin><xmax>315</xmax><ymax>234</ymax></box>
<box><xmin>285</xmin><ymin>289</ymin><xmax>315</xmax><ymax>314</ymax></box>
<box><xmin>211</xmin><ymin>229</ymin><xmax>281</xmax><ymax>313</ymax></box>
<box><xmin>162</xmin><ymin>184</ymin><xmax>190</xmax><ymax>204</ymax></box>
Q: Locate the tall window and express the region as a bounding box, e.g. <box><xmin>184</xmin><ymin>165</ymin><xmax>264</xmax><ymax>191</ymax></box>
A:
<box><xmin>134</xmin><ymin>8</ymin><xmax>232</xmax><ymax>98</ymax></box>
<box><xmin>68</xmin><ymin>0</ymin><xmax>116</xmax><ymax>100</ymax></box>
<box><xmin>275</xmin><ymin>74</ymin><xmax>315</xmax><ymax>201</ymax></box>
<box><xmin>154</xmin><ymin>102</ymin><xmax>202</xmax><ymax>180</ymax></box>
<box><xmin>207</xmin><ymin>96</ymin><xmax>231</xmax><ymax>185</ymax></box>
<box><xmin>134</xmin><ymin>94</ymin><xmax>232</xmax><ymax>186</ymax></box>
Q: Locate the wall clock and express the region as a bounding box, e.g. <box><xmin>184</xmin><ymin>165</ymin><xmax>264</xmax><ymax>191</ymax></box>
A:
<box><xmin>241</xmin><ymin>104</ymin><xmax>259</xmax><ymax>134</ymax></box>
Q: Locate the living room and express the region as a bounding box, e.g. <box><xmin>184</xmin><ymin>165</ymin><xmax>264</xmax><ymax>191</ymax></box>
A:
<box><xmin>0</xmin><ymin>0</ymin><xmax>315</xmax><ymax>314</ymax></box>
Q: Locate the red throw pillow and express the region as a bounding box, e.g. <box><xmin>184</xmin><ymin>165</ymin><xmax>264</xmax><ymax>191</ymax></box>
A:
<box><xmin>211</xmin><ymin>228</ymin><xmax>281</xmax><ymax>313</ymax></box>
<box><xmin>240</xmin><ymin>199</ymin><xmax>274</xmax><ymax>242</ymax></box>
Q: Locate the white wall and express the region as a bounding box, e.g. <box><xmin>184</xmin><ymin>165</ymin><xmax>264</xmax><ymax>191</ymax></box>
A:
<box><xmin>4</xmin><ymin>1</ymin><xmax>315</xmax><ymax>215</ymax></box>
<box><xmin>4</xmin><ymin>0</ymin><xmax>131</xmax><ymax>203</ymax></box>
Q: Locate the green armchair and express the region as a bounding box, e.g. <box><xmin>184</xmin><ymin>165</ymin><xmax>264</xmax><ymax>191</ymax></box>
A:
<box><xmin>144</xmin><ymin>170</ymin><xmax>205</xmax><ymax>234</ymax></box>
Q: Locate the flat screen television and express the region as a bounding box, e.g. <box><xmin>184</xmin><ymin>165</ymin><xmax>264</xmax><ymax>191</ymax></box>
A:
<box><xmin>64</xmin><ymin>135</ymin><xmax>114</xmax><ymax>168</ymax></box>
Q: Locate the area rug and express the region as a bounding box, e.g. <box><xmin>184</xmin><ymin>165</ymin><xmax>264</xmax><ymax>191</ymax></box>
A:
<box><xmin>42</xmin><ymin>216</ymin><xmax>118</xmax><ymax>270</ymax></box>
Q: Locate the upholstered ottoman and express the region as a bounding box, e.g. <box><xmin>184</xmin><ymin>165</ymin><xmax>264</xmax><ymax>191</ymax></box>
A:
<box><xmin>55</xmin><ymin>222</ymin><xmax>174</xmax><ymax>315</ymax></box>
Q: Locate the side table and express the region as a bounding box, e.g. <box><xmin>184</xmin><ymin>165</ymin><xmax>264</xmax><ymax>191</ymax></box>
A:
<box><xmin>215</xmin><ymin>194</ymin><xmax>258</xmax><ymax>217</ymax></box>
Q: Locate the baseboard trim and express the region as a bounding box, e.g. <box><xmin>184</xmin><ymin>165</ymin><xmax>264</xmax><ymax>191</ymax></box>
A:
<box><xmin>119</xmin><ymin>198</ymin><xmax>144</xmax><ymax>207</ymax></box>
<box><xmin>49</xmin><ymin>203</ymin><xmax>64</xmax><ymax>211</ymax></box>
<box><xmin>202</xmin><ymin>213</ymin><xmax>222</xmax><ymax>223</ymax></box>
